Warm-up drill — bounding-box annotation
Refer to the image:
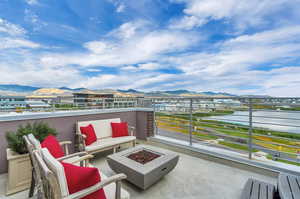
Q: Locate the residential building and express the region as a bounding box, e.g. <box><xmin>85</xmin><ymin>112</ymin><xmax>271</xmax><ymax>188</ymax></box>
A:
<box><xmin>0</xmin><ymin>96</ymin><xmax>26</xmax><ymax>110</ymax></box>
<box><xmin>26</xmin><ymin>95</ymin><xmax>58</xmax><ymax>104</ymax></box>
<box><xmin>73</xmin><ymin>92</ymin><xmax>137</xmax><ymax>108</ymax></box>
<box><xmin>25</xmin><ymin>101</ymin><xmax>51</xmax><ymax>109</ymax></box>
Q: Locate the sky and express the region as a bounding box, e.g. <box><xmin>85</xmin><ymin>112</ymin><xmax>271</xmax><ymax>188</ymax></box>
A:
<box><xmin>0</xmin><ymin>0</ymin><xmax>300</xmax><ymax>96</ymax></box>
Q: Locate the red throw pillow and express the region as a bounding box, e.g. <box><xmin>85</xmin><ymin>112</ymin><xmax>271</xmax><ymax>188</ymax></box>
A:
<box><xmin>80</xmin><ymin>124</ymin><xmax>97</xmax><ymax>146</ymax></box>
<box><xmin>41</xmin><ymin>135</ymin><xmax>65</xmax><ymax>158</ymax></box>
<box><xmin>61</xmin><ymin>162</ymin><xmax>106</xmax><ymax>199</ymax></box>
<box><xmin>111</xmin><ymin>122</ymin><xmax>129</xmax><ymax>138</ymax></box>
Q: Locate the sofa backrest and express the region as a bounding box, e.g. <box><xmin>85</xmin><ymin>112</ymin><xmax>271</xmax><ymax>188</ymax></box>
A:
<box><xmin>77</xmin><ymin>118</ymin><xmax>121</xmax><ymax>139</ymax></box>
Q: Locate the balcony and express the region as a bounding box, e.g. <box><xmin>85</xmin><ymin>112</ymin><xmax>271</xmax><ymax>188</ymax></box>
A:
<box><xmin>0</xmin><ymin>97</ymin><xmax>299</xmax><ymax>198</ymax></box>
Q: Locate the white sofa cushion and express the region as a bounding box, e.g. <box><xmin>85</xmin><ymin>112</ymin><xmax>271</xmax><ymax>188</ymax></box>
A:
<box><xmin>101</xmin><ymin>172</ymin><xmax>130</xmax><ymax>199</ymax></box>
<box><xmin>41</xmin><ymin>148</ymin><xmax>69</xmax><ymax>197</ymax></box>
<box><xmin>78</xmin><ymin>118</ymin><xmax>121</xmax><ymax>139</ymax></box>
<box><xmin>85</xmin><ymin>136</ymin><xmax>136</xmax><ymax>152</ymax></box>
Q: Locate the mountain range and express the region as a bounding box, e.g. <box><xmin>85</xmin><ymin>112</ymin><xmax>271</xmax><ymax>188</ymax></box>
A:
<box><xmin>0</xmin><ymin>84</ymin><xmax>236</xmax><ymax>97</ymax></box>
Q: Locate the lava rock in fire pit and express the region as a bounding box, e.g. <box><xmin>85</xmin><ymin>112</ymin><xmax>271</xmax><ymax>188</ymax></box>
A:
<box><xmin>127</xmin><ymin>150</ymin><xmax>161</xmax><ymax>164</ymax></box>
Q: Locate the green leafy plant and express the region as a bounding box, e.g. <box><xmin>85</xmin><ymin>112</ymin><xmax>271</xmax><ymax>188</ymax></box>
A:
<box><xmin>6</xmin><ymin>122</ymin><xmax>57</xmax><ymax>154</ymax></box>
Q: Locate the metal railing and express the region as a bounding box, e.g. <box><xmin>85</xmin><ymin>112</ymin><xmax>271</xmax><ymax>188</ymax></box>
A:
<box><xmin>151</xmin><ymin>97</ymin><xmax>300</xmax><ymax>166</ymax></box>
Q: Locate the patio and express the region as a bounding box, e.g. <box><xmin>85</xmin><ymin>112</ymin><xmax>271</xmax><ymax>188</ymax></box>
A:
<box><xmin>0</xmin><ymin>141</ymin><xmax>277</xmax><ymax>199</ymax></box>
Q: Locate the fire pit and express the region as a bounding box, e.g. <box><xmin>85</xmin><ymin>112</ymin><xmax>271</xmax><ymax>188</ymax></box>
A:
<box><xmin>107</xmin><ymin>145</ymin><xmax>179</xmax><ymax>190</ymax></box>
<box><xmin>127</xmin><ymin>149</ymin><xmax>161</xmax><ymax>164</ymax></box>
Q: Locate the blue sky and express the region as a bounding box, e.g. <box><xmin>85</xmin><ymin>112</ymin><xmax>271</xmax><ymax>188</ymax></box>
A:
<box><xmin>1</xmin><ymin>0</ymin><xmax>300</xmax><ymax>96</ymax></box>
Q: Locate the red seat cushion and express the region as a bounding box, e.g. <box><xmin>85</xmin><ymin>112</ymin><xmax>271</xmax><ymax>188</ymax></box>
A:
<box><xmin>80</xmin><ymin>124</ymin><xmax>97</xmax><ymax>146</ymax></box>
<box><xmin>41</xmin><ymin>135</ymin><xmax>65</xmax><ymax>158</ymax></box>
<box><xmin>61</xmin><ymin>162</ymin><xmax>106</xmax><ymax>199</ymax></box>
<box><xmin>111</xmin><ymin>122</ymin><xmax>129</xmax><ymax>138</ymax></box>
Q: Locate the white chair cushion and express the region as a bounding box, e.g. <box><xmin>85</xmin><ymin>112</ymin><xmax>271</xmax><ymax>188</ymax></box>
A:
<box><xmin>101</xmin><ymin>172</ymin><xmax>130</xmax><ymax>199</ymax></box>
<box><xmin>85</xmin><ymin>136</ymin><xmax>136</xmax><ymax>152</ymax></box>
<box><xmin>28</xmin><ymin>134</ymin><xmax>41</xmax><ymax>151</ymax></box>
<box><xmin>78</xmin><ymin>118</ymin><xmax>121</xmax><ymax>139</ymax></box>
<box><xmin>41</xmin><ymin>148</ymin><xmax>69</xmax><ymax>197</ymax></box>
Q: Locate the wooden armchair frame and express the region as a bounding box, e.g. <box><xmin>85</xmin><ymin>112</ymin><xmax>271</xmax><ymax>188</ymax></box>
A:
<box><xmin>33</xmin><ymin>150</ymin><xmax>127</xmax><ymax>199</ymax></box>
<box><xmin>25</xmin><ymin>134</ymin><xmax>92</xmax><ymax>197</ymax></box>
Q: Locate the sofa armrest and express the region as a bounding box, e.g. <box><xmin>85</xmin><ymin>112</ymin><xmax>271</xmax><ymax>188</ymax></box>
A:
<box><xmin>76</xmin><ymin>133</ymin><xmax>86</xmax><ymax>151</ymax></box>
<box><xmin>65</xmin><ymin>173</ymin><xmax>127</xmax><ymax>199</ymax></box>
<box><xmin>128</xmin><ymin>125</ymin><xmax>135</xmax><ymax>136</ymax></box>
<box><xmin>59</xmin><ymin>141</ymin><xmax>72</xmax><ymax>155</ymax></box>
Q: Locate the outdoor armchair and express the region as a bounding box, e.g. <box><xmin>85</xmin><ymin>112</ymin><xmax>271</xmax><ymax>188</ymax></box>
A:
<box><xmin>25</xmin><ymin>134</ymin><xmax>92</xmax><ymax>197</ymax></box>
<box><xmin>34</xmin><ymin>148</ymin><xmax>129</xmax><ymax>199</ymax></box>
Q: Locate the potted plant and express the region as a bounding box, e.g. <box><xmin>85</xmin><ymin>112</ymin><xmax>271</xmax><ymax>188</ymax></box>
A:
<box><xmin>5</xmin><ymin>122</ymin><xmax>57</xmax><ymax>195</ymax></box>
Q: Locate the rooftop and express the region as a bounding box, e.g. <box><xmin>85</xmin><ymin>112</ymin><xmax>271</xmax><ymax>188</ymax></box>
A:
<box><xmin>0</xmin><ymin>98</ymin><xmax>299</xmax><ymax>199</ymax></box>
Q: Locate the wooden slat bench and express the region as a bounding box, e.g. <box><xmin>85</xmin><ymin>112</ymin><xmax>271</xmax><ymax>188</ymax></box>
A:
<box><xmin>241</xmin><ymin>178</ymin><xmax>275</xmax><ymax>199</ymax></box>
<box><xmin>278</xmin><ymin>173</ymin><xmax>300</xmax><ymax>199</ymax></box>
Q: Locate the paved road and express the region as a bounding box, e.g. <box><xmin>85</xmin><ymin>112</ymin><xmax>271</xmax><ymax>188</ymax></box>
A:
<box><xmin>157</xmin><ymin>128</ymin><xmax>209</xmax><ymax>144</ymax></box>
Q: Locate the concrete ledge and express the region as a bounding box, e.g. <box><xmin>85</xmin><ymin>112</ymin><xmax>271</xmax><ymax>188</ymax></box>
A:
<box><xmin>0</xmin><ymin>108</ymin><xmax>153</xmax><ymax>122</ymax></box>
<box><xmin>149</xmin><ymin>136</ymin><xmax>300</xmax><ymax>177</ymax></box>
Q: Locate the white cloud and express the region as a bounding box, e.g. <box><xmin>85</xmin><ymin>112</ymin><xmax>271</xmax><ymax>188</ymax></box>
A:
<box><xmin>108</xmin><ymin>20</ymin><xmax>150</xmax><ymax>40</ymax></box>
<box><xmin>25</xmin><ymin>0</ymin><xmax>38</xmax><ymax>5</ymax></box>
<box><xmin>172</xmin><ymin>25</ymin><xmax>300</xmax><ymax>76</ymax></box>
<box><xmin>83</xmin><ymin>41</ymin><xmax>113</xmax><ymax>54</ymax></box>
<box><xmin>116</xmin><ymin>4</ymin><xmax>125</xmax><ymax>13</ymax></box>
<box><xmin>0</xmin><ymin>18</ymin><xmax>26</xmax><ymax>36</ymax></box>
<box><xmin>170</xmin><ymin>0</ymin><xmax>300</xmax><ymax>30</ymax></box>
<box><xmin>169</xmin><ymin>16</ymin><xmax>206</xmax><ymax>30</ymax></box>
<box><xmin>24</xmin><ymin>9</ymin><xmax>48</xmax><ymax>31</ymax></box>
<box><xmin>0</xmin><ymin>19</ymin><xmax>41</xmax><ymax>49</ymax></box>
<box><xmin>0</xmin><ymin>38</ymin><xmax>40</xmax><ymax>49</ymax></box>
<box><xmin>86</xmin><ymin>68</ymin><xmax>102</xmax><ymax>72</ymax></box>
<box><xmin>138</xmin><ymin>62</ymin><xmax>161</xmax><ymax>70</ymax></box>
<box><xmin>121</xmin><ymin>66</ymin><xmax>138</xmax><ymax>71</ymax></box>
<box><xmin>41</xmin><ymin>21</ymin><xmax>200</xmax><ymax>68</ymax></box>
<box><xmin>0</xmin><ymin>58</ymin><xmax>82</xmax><ymax>87</ymax></box>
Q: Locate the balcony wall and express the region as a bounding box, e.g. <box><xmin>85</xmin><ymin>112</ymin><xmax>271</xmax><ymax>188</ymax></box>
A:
<box><xmin>0</xmin><ymin>108</ymin><xmax>154</xmax><ymax>174</ymax></box>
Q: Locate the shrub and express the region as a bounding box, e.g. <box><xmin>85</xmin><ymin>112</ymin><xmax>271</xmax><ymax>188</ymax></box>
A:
<box><xmin>6</xmin><ymin>122</ymin><xmax>57</xmax><ymax>154</ymax></box>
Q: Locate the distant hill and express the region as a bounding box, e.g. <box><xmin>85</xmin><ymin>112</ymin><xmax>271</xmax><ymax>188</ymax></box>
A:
<box><xmin>200</xmin><ymin>91</ymin><xmax>236</xmax><ymax>96</ymax></box>
<box><xmin>59</xmin><ymin>87</ymin><xmax>86</xmax><ymax>92</ymax></box>
<box><xmin>0</xmin><ymin>84</ymin><xmax>237</xmax><ymax>97</ymax></box>
<box><xmin>0</xmin><ymin>84</ymin><xmax>40</xmax><ymax>92</ymax></box>
<box><xmin>117</xmin><ymin>89</ymin><xmax>143</xmax><ymax>94</ymax></box>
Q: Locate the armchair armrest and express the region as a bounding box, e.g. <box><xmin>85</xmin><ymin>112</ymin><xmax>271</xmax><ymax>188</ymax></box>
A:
<box><xmin>69</xmin><ymin>154</ymin><xmax>94</xmax><ymax>167</ymax></box>
<box><xmin>59</xmin><ymin>141</ymin><xmax>72</xmax><ymax>155</ymax></box>
<box><xmin>66</xmin><ymin>174</ymin><xmax>127</xmax><ymax>199</ymax></box>
<box><xmin>58</xmin><ymin>152</ymin><xmax>93</xmax><ymax>167</ymax></box>
<box><xmin>57</xmin><ymin>151</ymin><xmax>88</xmax><ymax>161</ymax></box>
<box><xmin>128</xmin><ymin>125</ymin><xmax>135</xmax><ymax>136</ymax></box>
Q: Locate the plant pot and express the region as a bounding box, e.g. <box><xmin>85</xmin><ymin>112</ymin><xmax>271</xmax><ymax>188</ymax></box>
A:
<box><xmin>6</xmin><ymin>148</ymin><xmax>32</xmax><ymax>195</ymax></box>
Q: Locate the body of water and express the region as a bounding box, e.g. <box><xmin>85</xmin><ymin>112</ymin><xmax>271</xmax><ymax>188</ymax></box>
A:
<box><xmin>206</xmin><ymin>110</ymin><xmax>300</xmax><ymax>134</ymax></box>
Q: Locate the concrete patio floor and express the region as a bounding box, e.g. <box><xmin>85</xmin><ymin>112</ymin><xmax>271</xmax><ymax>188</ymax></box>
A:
<box><xmin>0</xmin><ymin>143</ymin><xmax>277</xmax><ymax>199</ymax></box>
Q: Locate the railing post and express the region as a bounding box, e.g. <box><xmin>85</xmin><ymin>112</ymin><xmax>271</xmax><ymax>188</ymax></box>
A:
<box><xmin>248</xmin><ymin>98</ymin><xmax>253</xmax><ymax>159</ymax></box>
<box><xmin>189</xmin><ymin>98</ymin><xmax>193</xmax><ymax>146</ymax></box>
<box><xmin>153</xmin><ymin>99</ymin><xmax>158</xmax><ymax>136</ymax></box>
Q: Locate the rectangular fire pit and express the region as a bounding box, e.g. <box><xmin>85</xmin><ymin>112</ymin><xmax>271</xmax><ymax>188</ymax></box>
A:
<box><xmin>107</xmin><ymin>145</ymin><xmax>179</xmax><ymax>190</ymax></box>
